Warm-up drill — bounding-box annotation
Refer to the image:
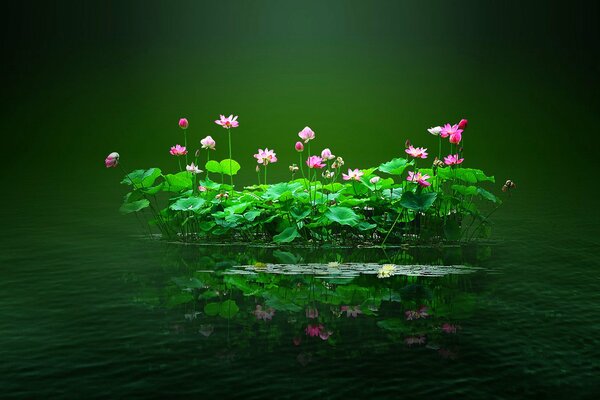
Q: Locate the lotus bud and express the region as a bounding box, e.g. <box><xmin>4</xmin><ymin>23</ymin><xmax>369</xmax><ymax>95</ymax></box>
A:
<box><xmin>370</xmin><ymin>176</ymin><xmax>380</xmax><ymax>184</ymax></box>
<box><xmin>195</xmin><ymin>149</ymin><xmax>201</xmax><ymax>158</ymax></box>
<box><xmin>256</xmin><ymin>165</ymin><xmax>261</xmax><ymax>173</ymax></box>
<box><xmin>458</xmin><ymin>119</ymin><xmax>468</xmax><ymax>130</ymax></box>
<box><xmin>295</xmin><ymin>141</ymin><xmax>304</xmax><ymax>152</ymax></box>
<box><xmin>104</xmin><ymin>152</ymin><xmax>120</xmax><ymax>168</ymax></box>
<box><xmin>178</xmin><ymin>118</ymin><xmax>189</xmax><ymax>129</ymax></box>
<box><xmin>405</xmin><ymin>139</ymin><xmax>411</xmax><ymax>148</ymax></box>
<box><xmin>502</xmin><ymin>179</ymin><xmax>516</xmax><ymax>192</ymax></box>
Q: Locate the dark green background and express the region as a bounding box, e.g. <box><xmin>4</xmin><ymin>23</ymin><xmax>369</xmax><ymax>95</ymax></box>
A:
<box><xmin>2</xmin><ymin>0</ymin><xmax>598</xmax><ymax>208</ymax></box>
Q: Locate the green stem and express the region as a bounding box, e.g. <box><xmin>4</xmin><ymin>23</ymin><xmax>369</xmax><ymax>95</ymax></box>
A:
<box><xmin>184</xmin><ymin>130</ymin><xmax>188</xmax><ymax>166</ymax></box>
<box><xmin>438</xmin><ymin>136</ymin><xmax>441</xmax><ymax>160</ymax></box>
<box><xmin>206</xmin><ymin>151</ymin><xmax>210</xmax><ymax>180</ymax></box>
<box><xmin>382</xmin><ymin>210</ymin><xmax>402</xmax><ymax>246</ymax></box>
<box><xmin>264</xmin><ymin>165</ymin><xmax>268</xmax><ymax>186</ymax></box>
<box><xmin>228</xmin><ymin>129</ymin><xmax>233</xmax><ymax>188</ymax></box>
<box><xmin>178</xmin><ymin>158</ymin><xmax>182</xmax><ymax>172</ymax></box>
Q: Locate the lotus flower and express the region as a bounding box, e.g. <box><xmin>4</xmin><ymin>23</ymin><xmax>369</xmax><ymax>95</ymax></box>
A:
<box><xmin>306</xmin><ymin>155</ymin><xmax>325</xmax><ymax>169</ymax></box>
<box><xmin>186</xmin><ymin>163</ymin><xmax>202</xmax><ymax>174</ymax></box>
<box><xmin>298</xmin><ymin>126</ymin><xmax>315</xmax><ymax>143</ymax></box>
<box><xmin>440</xmin><ymin>123</ymin><xmax>463</xmax><ymax>139</ymax></box>
<box><xmin>321</xmin><ymin>148</ymin><xmax>335</xmax><ymax>160</ymax></box>
<box><xmin>377</xmin><ymin>264</ymin><xmax>396</xmax><ymax>278</ymax></box>
<box><xmin>449</xmin><ymin>131</ymin><xmax>462</xmax><ymax>144</ymax></box>
<box><xmin>200</xmin><ymin>135</ymin><xmax>216</xmax><ymax>150</ymax></box>
<box><xmin>295</xmin><ymin>141</ymin><xmax>304</xmax><ymax>152</ymax></box>
<box><xmin>289</xmin><ymin>164</ymin><xmax>299</xmax><ymax>173</ymax></box>
<box><xmin>178</xmin><ymin>118</ymin><xmax>189</xmax><ymax>129</ymax></box>
<box><xmin>170</xmin><ymin>144</ymin><xmax>188</xmax><ymax>156</ymax></box>
<box><xmin>405</xmin><ymin>145</ymin><xmax>428</xmax><ymax>159</ymax></box>
<box><xmin>406</xmin><ymin>171</ymin><xmax>431</xmax><ymax>187</ymax></box>
<box><xmin>457</xmin><ymin>118</ymin><xmax>468</xmax><ymax>130</ymax></box>
<box><xmin>319</xmin><ymin>329</ymin><xmax>333</xmax><ymax>340</ymax></box>
<box><xmin>305</xmin><ymin>324</ymin><xmax>323</xmax><ymax>337</ymax></box>
<box><xmin>198</xmin><ymin>185</ymin><xmax>207</xmax><ymax>192</ymax></box>
<box><xmin>444</xmin><ymin>154</ymin><xmax>464</xmax><ymax>166</ymax></box>
<box><xmin>342</xmin><ymin>168</ymin><xmax>363</xmax><ymax>181</ymax></box>
<box><xmin>104</xmin><ymin>152</ymin><xmax>119</xmax><ymax>168</ymax></box>
<box><xmin>428</xmin><ymin>126</ymin><xmax>442</xmax><ymax>136</ymax></box>
<box><xmin>254</xmin><ymin>148</ymin><xmax>278</xmax><ymax>165</ymax></box>
<box><xmin>370</xmin><ymin>176</ymin><xmax>381</xmax><ymax>184</ymax></box>
<box><xmin>331</xmin><ymin>156</ymin><xmax>344</xmax><ymax>169</ymax></box>
<box><xmin>340</xmin><ymin>305</ymin><xmax>362</xmax><ymax>318</ymax></box>
<box><xmin>306</xmin><ymin>307</ymin><xmax>319</xmax><ymax>319</ymax></box>
<box><xmin>214</xmin><ymin>114</ymin><xmax>239</xmax><ymax>129</ymax></box>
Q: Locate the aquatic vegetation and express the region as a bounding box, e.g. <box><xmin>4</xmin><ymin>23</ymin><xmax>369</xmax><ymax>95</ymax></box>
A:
<box><xmin>107</xmin><ymin>115</ymin><xmax>509</xmax><ymax>245</ymax></box>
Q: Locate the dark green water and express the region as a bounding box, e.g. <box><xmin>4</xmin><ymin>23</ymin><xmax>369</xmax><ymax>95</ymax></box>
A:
<box><xmin>2</xmin><ymin>1</ymin><xmax>599</xmax><ymax>398</ymax></box>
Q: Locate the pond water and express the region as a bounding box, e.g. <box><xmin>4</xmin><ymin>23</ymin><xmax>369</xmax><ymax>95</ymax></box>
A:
<box><xmin>1</xmin><ymin>187</ymin><xmax>598</xmax><ymax>399</ymax></box>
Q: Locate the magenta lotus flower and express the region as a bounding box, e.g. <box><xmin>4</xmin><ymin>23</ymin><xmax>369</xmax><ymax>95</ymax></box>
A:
<box><xmin>319</xmin><ymin>329</ymin><xmax>333</xmax><ymax>341</ymax></box>
<box><xmin>340</xmin><ymin>305</ymin><xmax>362</xmax><ymax>318</ymax></box>
<box><xmin>441</xmin><ymin>323</ymin><xmax>460</xmax><ymax>334</ymax></box>
<box><xmin>198</xmin><ymin>185</ymin><xmax>207</xmax><ymax>192</ymax></box>
<box><xmin>186</xmin><ymin>163</ymin><xmax>202</xmax><ymax>174</ymax></box>
<box><xmin>306</xmin><ymin>155</ymin><xmax>325</xmax><ymax>169</ymax></box>
<box><xmin>178</xmin><ymin>118</ymin><xmax>189</xmax><ymax>129</ymax></box>
<box><xmin>170</xmin><ymin>144</ymin><xmax>188</xmax><ymax>156</ymax></box>
<box><xmin>298</xmin><ymin>126</ymin><xmax>315</xmax><ymax>143</ymax></box>
<box><xmin>200</xmin><ymin>135</ymin><xmax>216</xmax><ymax>150</ymax></box>
<box><xmin>449</xmin><ymin>130</ymin><xmax>462</xmax><ymax>144</ymax></box>
<box><xmin>253</xmin><ymin>305</ymin><xmax>275</xmax><ymax>321</ymax></box>
<box><xmin>406</xmin><ymin>171</ymin><xmax>431</xmax><ymax>187</ymax></box>
<box><xmin>405</xmin><ymin>145</ymin><xmax>428</xmax><ymax>159</ymax></box>
<box><xmin>444</xmin><ymin>154</ymin><xmax>464</xmax><ymax>166</ymax></box>
<box><xmin>254</xmin><ymin>148</ymin><xmax>278</xmax><ymax>165</ymax></box>
<box><xmin>305</xmin><ymin>307</ymin><xmax>319</xmax><ymax>319</ymax></box>
<box><xmin>295</xmin><ymin>141</ymin><xmax>304</xmax><ymax>152</ymax></box>
<box><xmin>214</xmin><ymin>114</ymin><xmax>239</xmax><ymax>129</ymax></box>
<box><xmin>305</xmin><ymin>324</ymin><xmax>323</xmax><ymax>337</ymax></box>
<box><xmin>342</xmin><ymin>168</ymin><xmax>364</xmax><ymax>181</ymax></box>
<box><xmin>370</xmin><ymin>176</ymin><xmax>381</xmax><ymax>185</ymax></box>
<box><xmin>104</xmin><ymin>152</ymin><xmax>119</xmax><ymax>168</ymax></box>
<box><xmin>440</xmin><ymin>123</ymin><xmax>463</xmax><ymax>139</ymax></box>
<box><xmin>458</xmin><ymin>118</ymin><xmax>468</xmax><ymax>130</ymax></box>
<box><xmin>321</xmin><ymin>148</ymin><xmax>335</xmax><ymax>160</ymax></box>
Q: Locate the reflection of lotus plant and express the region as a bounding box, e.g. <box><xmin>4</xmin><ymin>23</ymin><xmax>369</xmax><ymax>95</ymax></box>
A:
<box><xmin>340</xmin><ymin>305</ymin><xmax>362</xmax><ymax>318</ymax></box>
<box><xmin>306</xmin><ymin>307</ymin><xmax>319</xmax><ymax>319</ymax></box>
<box><xmin>305</xmin><ymin>324</ymin><xmax>322</xmax><ymax>337</ymax></box>
<box><xmin>441</xmin><ymin>323</ymin><xmax>460</xmax><ymax>334</ymax></box>
<box><xmin>404</xmin><ymin>335</ymin><xmax>426</xmax><ymax>346</ymax></box>
<box><xmin>253</xmin><ymin>305</ymin><xmax>275</xmax><ymax>321</ymax></box>
<box><xmin>199</xmin><ymin>324</ymin><xmax>214</xmax><ymax>337</ymax></box>
<box><xmin>405</xmin><ymin>305</ymin><xmax>429</xmax><ymax>320</ymax></box>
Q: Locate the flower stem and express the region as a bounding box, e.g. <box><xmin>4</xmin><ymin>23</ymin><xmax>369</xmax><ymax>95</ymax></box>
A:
<box><xmin>206</xmin><ymin>151</ymin><xmax>210</xmax><ymax>180</ymax></box>
<box><xmin>227</xmin><ymin>129</ymin><xmax>234</xmax><ymax>188</ymax></box>
<box><xmin>264</xmin><ymin>165</ymin><xmax>268</xmax><ymax>186</ymax></box>
<box><xmin>184</xmin><ymin>130</ymin><xmax>188</xmax><ymax>166</ymax></box>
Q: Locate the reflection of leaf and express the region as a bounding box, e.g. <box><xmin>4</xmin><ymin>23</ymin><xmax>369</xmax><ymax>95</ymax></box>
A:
<box><xmin>204</xmin><ymin>302</ymin><xmax>220</xmax><ymax>316</ymax></box>
<box><xmin>265</xmin><ymin>297</ymin><xmax>303</xmax><ymax>312</ymax></box>
<box><xmin>273</xmin><ymin>250</ymin><xmax>301</xmax><ymax>264</ymax></box>
<box><xmin>219</xmin><ymin>300</ymin><xmax>239</xmax><ymax>318</ymax></box>
<box><xmin>273</xmin><ymin>227</ymin><xmax>300</xmax><ymax>244</ymax></box>
<box><xmin>377</xmin><ymin>318</ymin><xmax>411</xmax><ymax>333</ymax></box>
<box><xmin>172</xmin><ymin>277</ymin><xmax>204</xmax><ymax>289</ymax></box>
<box><xmin>166</xmin><ymin>292</ymin><xmax>194</xmax><ymax>307</ymax></box>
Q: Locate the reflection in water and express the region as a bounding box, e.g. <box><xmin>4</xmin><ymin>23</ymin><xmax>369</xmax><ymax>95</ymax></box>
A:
<box><xmin>133</xmin><ymin>245</ymin><xmax>491</xmax><ymax>366</ymax></box>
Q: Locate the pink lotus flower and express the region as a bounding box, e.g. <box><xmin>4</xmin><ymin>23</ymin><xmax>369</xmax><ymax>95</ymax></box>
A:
<box><xmin>441</xmin><ymin>323</ymin><xmax>460</xmax><ymax>334</ymax></box>
<box><xmin>104</xmin><ymin>152</ymin><xmax>119</xmax><ymax>168</ymax></box>
<box><xmin>406</xmin><ymin>171</ymin><xmax>431</xmax><ymax>187</ymax></box>
<box><xmin>405</xmin><ymin>305</ymin><xmax>430</xmax><ymax>320</ymax></box>
<box><xmin>198</xmin><ymin>185</ymin><xmax>207</xmax><ymax>192</ymax></box>
<box><xmin>458</xmin><ymin>118</ymin><xmax>468</xmax><ymax>130</ymax></box>
<box><xmin>178</xmin><ymin>118</ymin><xmax>189</xmax><ymax>129</ymax></box>
<box><xmin>295</xmin><ymin>141</ymin><xmax>304</xmax><ymax>152</ymax></box>
<box><xmin>342</xmin><ymin>168</ymin><xmax>363</xmax><ymax>181</ymax></box>
<box><xmin>321</xmin><ymin>148</ymin><xmax>335</xmax><ymax>160</ymax></box>
<box><xmin>306</xmin><ymin>307</ymin><xmax>319</xmax><ymax>319</ymax></box>
<box><xmin>254</xmin><ymin>148</ymin><xmax>278</xmax><ymax>165</ymax></box>
<box><xmin>440</xmin><ymin>123</ymin><xmax>463</xmax><ymax>139</ymax></box>
<box><xmin>170</xmin><ymin>144</ymin><xmax>188</xmax><ymax>156</ymax></box>
<box><xmin>305</xmin><ymin>324</ymin><xmax>323</xmax><ymax>337</ymax></box>
<box><xmin>200</xmin><ymin>135</ymin><xmax>216</xmax><ymax>150</ymax></box>
<box><xmin>404</xmin><ymin>335</ymin><xmax>426</xmax><ymax>346</ymax></box>
<box><xmin>370</xmin><ymin>176</ymin><xmax>381</xmax><ymax>184</ymax></box>
<box><xmin>306</xmin><ymin>155</ymin><xmax>325</xmax><ymax>169</ymax></box>
<box><xmin>428</xmin><ymin>126</ymin><xmax>442</xmax><ymax>136</ymax></box>
<box><xmin>214</xmin><ymin>114</ymin><xmax>239</xmax><ymax>129</ymax></box>
<box><xmin>319</xmin><ymin>329</ymin><xmax>333</xmax><ymax>340</ymax></box>
<box><xmin>449</xmin><ymin>131</ymin><xmax>462</xmax><ymax>144</ymax></box>
<box><xmin>340</xmin><ymin>305</ymin><xmax>362</xmax><ymax>318</ymax></box>
<box><xmin>405</xmin><ymin>145</ymin><xmax>428</xmax><ymax>159</ymax></box>
<box><xmin>444</xmin><ymin>154</ymin><xmax>464</xmax><ymax>166</ymax></box>
<box><xmin>298</xmin><ymin>126</ymin><xmax>315</xmax><ymax>143</ymax></box>
<box><xmin>253</xmin><ymin>305</ymin><xmax>275</xmax><ymax>321</ymax></box>
<box><xmin>186</xmin><ymin>163</ymin><xmax>202</xmax><ymax>174</ymax></box>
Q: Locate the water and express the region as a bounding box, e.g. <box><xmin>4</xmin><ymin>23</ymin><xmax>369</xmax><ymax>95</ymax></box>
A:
<box><xmin>1</xmin><ymin>188</ymin><xmax>598</xmax><ymax>399</ymax></box>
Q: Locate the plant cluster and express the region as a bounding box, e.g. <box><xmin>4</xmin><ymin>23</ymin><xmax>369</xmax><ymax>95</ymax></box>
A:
<box><xmin>106</xmin><ymin>115</ymin><xmax>512</xmax><ymax>245</ymax></box>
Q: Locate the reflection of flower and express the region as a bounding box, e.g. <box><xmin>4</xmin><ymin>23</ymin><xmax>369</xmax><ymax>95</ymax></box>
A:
<box><xmin>438</xmin><ymin>348</ymin><xmax>458</xmax><ymax>359</ymax></box>
<box><xmin>405</xmin><ymin>335</ymin><xmax>426</xmax><ymax>346</ymax></box>
<box><xmin>377</xmin><ymin>264</ymin><xmax>396</xmax><ymax>278</ymax></box>
<box><xmin>297</xmin><ymin>352</ymin><xmax>312</xmax><ymax>366</ymax></box>
<box><xmin>305</xmin><ymin>324</ymin><xmax>322</xmax><ymax>337</ymax></box>
<box><xmin>199</xmin><ymin>324</ymin><xmax>214</xmax><ymax>337</ymax></box>
<box><xmin>441</xmin><ymin>323</ymin><xmax>460</xmax><ymax>334</ymax></box>
<box><xmin>253</xmin><ymin>305</ymin><xmax>275</xmax><ymax>321</ymax></box>
<box><xmin>305</xmin><ymin>307</ymin><xmax>319</xmax><ymax>319</ymax></box>
<box><xmin>340</xmin><ymin>305</ymin><xmax>362</xmax><ymax>318</ymax></box>
<box><xmin>405</xmin><ymin>305</ymin><xmax>429</xmax><ymax>320</ymax></box>
<box><xmin>319</xmin><ymin>329</ymin><xmax>333</xmax><ymax>340</ymax></box>
<box><xmin>293</xmin><ymin>337</ymin><xmax>302</xmax><ymax>346</ymax></box>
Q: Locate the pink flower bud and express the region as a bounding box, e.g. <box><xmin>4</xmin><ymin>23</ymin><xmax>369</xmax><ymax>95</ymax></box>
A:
<box><xmin>295</xmin><ymin>141</ymin><xmax>304</xmax><ymax>152</ymax></box>
<box><xmin>104</xmin><ymin>152</ymin><xmax>119</xmax><ymax>168</ymax></box>
<box><xmin>458</xmin><ymin>119</ymin><xmax>468</xmax><ymax>130</ymax></box>
<box><xmin>178</xmin><ymin>118</ymin><xmax>189</xmax><ymax>129</ymax></box>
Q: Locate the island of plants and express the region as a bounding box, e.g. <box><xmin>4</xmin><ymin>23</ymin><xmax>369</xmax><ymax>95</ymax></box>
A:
<box><xmin>106</xmin><ymin>115</ymin><xmax>513</xmax><ymax>245</ymax></box>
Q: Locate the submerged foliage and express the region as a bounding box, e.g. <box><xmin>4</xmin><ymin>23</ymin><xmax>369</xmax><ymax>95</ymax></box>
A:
<box><xmin>107</xmin><ymin>116</ymin><xmax>510</xmax><ymax>245</ymax></box>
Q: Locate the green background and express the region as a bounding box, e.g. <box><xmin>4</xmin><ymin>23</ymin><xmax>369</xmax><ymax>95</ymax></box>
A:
<box><xmin>3</xmin><ymin>0</ymin><xmax>598</xmax><ymax>207</ymax></box>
